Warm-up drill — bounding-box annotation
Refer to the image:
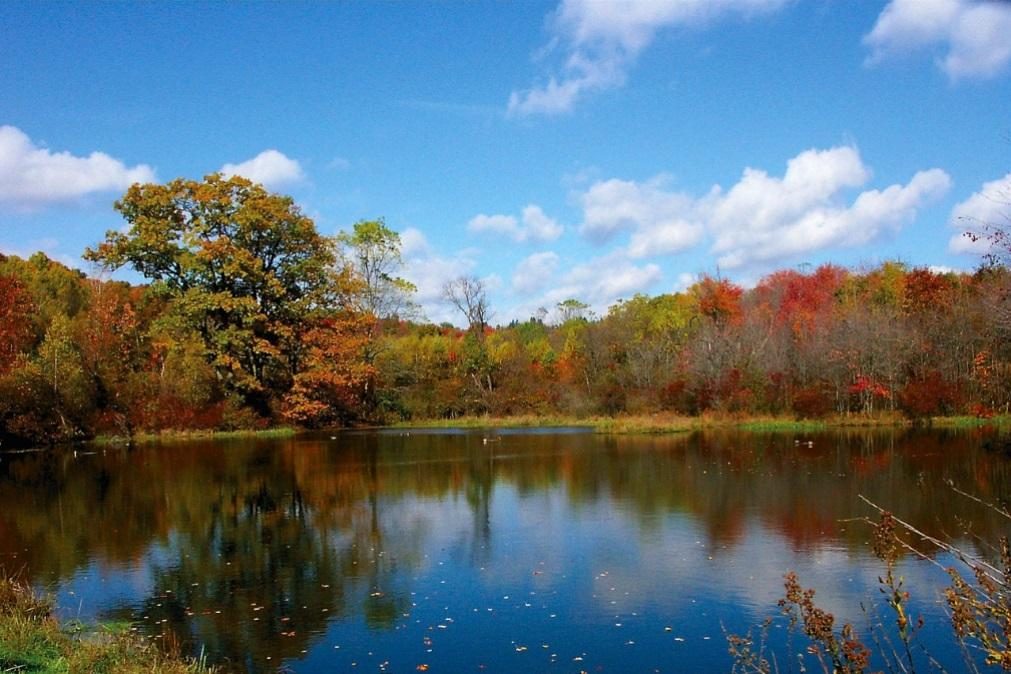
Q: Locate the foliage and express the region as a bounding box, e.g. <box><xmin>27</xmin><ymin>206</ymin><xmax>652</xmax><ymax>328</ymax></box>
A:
<box><xmin>85</xmin><ymin>174</ymin><xmax>344</xmax><ymax>412</ymax></box>
<box><xmin>0</xmin><ymin>272</ymin><xmax>35</xmax><ymax>374</ymax></box>
<box><xmin>281</xmin><ymin>310</ymin><xmax>375</xmax><ymax>427</ymax></box>
<box><xmin>6</xmin><ymin>182</ymin><xmax>1011</xmax><ymax>443</ymax></box>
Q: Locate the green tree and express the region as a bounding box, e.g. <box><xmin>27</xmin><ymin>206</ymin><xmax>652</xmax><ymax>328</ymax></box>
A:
<box><xmin>337</xmin><ymin>219</ymin><xmax>417</xmax><ymax>320</ymax></box>
<box><xmin>555</xmin><ymin>298</ymin><xmax>590</xmax><ymax>324</ymax></box>
<box><xmin>85</xmin><ymin>174</ymin><xmax>347</xmax><ymax>414</ymax></box>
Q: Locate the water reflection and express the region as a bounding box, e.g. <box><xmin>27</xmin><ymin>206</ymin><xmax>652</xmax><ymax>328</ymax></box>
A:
<box><xmin>1</xmin><ymin>428</ymin><xmax>1009</xmax><ymax>672</ymax></box>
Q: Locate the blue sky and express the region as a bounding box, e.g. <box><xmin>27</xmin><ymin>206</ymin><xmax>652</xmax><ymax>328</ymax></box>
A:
<box><xmin>1</xmin><ymin>0</ymin><xmax>1009</xmax><ymax>324</ymax></box>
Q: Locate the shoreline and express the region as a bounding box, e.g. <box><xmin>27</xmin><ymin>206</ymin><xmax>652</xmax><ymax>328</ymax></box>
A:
<box><xmin>391</xmin><ymin>413</ymin><xmax>1011</xmax><ymax>434</ymax></box>
<box><xmin>0</xmin><ymin>576</ymin><xmax>215</xmax><ymax>673</ymax></box>
<box><xmin>21</xmin><ymin>413</ymin><xmax>1009</xmax><ymax>451</ymax></box>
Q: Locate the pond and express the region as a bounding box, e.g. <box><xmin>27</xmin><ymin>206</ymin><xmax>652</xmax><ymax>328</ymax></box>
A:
<box><xmin>1</xmin><ymin>428</ymin><xmax>1009</xmax><ymax>672</ymax></box>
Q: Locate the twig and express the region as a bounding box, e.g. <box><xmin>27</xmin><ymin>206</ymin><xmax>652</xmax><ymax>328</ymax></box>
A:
<box><xmin>858</xmin><ymin>495</ymin><xmax>1005</xmax><ymax>586</ymax></box>
<box><xmin>946</xmin><ymin>481</ymin><xmax>1011</xmax><ymax>521</ymax></box>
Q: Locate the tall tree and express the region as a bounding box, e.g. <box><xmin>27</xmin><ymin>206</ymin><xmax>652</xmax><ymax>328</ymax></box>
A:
<box><xmin>85</xmin><ymin>174</ymin><xmax>349</xmax><ymax>413</ymax></box>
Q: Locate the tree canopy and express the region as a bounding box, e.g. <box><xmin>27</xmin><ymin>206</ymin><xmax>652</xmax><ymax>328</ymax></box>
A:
<box><xmin>85</xmin><ymin>174</ymin><xmax>365</xmax><ymax>414</ymax></box>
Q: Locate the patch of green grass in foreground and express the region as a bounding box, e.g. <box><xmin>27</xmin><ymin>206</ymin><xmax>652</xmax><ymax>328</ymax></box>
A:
<box><xmin>0</xmin><ymin>575</ymin><xmax>216</xmax><ymax>674</ymax></box>
<box><xmin>92</xmin><ymin>427</ymin><xmax>296</xmax><ymax>446</ymax></box>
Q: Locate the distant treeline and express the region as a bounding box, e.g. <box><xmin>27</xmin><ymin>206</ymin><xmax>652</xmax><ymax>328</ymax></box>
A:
<box><xmin>1</xmin><ymin>175</ymin><xmax>1009</xmax><ymax>445</ymax></box>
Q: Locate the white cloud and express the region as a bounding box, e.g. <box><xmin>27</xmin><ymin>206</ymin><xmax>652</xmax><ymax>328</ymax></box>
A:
<box><xmin>513</xmin><ymin>251</ymin><xmax>560</xmax><ymax>294</ymax></box>
<box><xmin>947</xmin><ymin>171</ymin><xmax>1011</xmax><ymax>255</ymax></box>
<box><xmin>501</xmin><ymin>250</ymin><xmax>662</xmax><ymax>323</ymax></box>
<box><xmin>220</xmin><ymin>149</ymin><xmax>304</xmax><ymax>188</ymax></box>
<box><xmin>0</xmin><ymin>125</ymin><xmax>155</xmax><ymax>208</ymax></box>
<box><xmin>544</xmin><ymin>251</ymin><xmax>661</xmax><ymax>314</ymax></box>
<box><xmin>468</xmin><ymin>213</ymin><xmax>520</xmax><ymax>238</ymax></box>
<box><xmin>399</xmin><ymin>226</ymin><xmax>432</xmax><ymax>258</ymax></box>
<box><xmin>576</xmin><ymin>146</ymin><xmax>950</xmax><ymax>272</ymax></box>
<box><xmin>579</xmin><ymin>175</ymin><xmax>702</xmax><ymax>252</ymax></box>
<box><xmin>508</xmin><ymin>0</ymin><xmax>790</xmax><ymax>116</ymax></box>
<box><xmin>468</xmin><ymin>204</ymin><xmax>563</xmax><ymax>243</ymax></box>
<box><xmin>399</xmin><ymin>228</ymin><xmax>480</xmax><ymax>324</ymax></box>
<box><xmin>673</xmin><ymin>272</ymin><xmax>699</xmax><ymax>292</ymax></box>
<box><xmin>522</xmin><ymin>205</ymin><xmax>565</xmax><ymax>241</ymax></box>
<box><xmin>708</xmin><ymin>148</ymin><xmax>950</xmax><ymax>269</ymax></box>
<box><xmin>864</xmin><ymin>0</ymin><xmax>1011</xmax><ymax>79</ymax></box>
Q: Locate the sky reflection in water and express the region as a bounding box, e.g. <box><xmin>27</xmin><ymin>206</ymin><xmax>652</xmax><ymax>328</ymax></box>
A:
<box><xmin>1</xmin><ymin>428</ymin><xmax>1008</xmax><ymax>672</ymax></box>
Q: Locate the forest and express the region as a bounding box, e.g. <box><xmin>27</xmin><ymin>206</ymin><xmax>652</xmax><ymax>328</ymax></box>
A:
<box><xmin>1</xmin><ymin>174</ymin><xmax>1009</xmax><ymax>447</ymax></box>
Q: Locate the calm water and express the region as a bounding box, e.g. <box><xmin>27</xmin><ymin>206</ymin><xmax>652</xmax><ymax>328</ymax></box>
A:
<box><xmin>1</xmin><ymin>428</ymin><xmax>1010</xmax><ymax>672</ymax></box>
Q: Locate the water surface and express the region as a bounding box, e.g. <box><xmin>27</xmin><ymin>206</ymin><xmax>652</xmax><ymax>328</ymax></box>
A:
<box><xmin>1</xmin><ymin>428</ymin><xmax>1009</xmax><ymax>672</ymax></box>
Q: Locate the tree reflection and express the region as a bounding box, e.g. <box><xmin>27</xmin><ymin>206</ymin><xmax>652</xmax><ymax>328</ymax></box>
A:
<box><xmin>1</xmin><ymin>428</ymin><xmax>1010</xmax><ymax>670</ymax></box>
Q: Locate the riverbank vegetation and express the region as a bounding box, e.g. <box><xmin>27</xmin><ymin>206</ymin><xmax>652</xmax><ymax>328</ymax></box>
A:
<box><xmin>730</xmin><ymin>492</ymin><xmax>1011</xmax><ymax>673</ymax></box>
<box><xmin>0</xmin><ymin>575</ymin><xmax>215</xmax><ymax>673</ymax></box>
<box><xmin>2</xmin><ymin>175</ymin><xmax>1010</xmax><ymax>447</ymax></box>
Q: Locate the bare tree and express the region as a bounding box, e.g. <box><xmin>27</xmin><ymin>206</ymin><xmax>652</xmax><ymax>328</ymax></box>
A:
<box><xmin>443</xmin><ymin>276</ymin><xmax>491</xmax><ymax>334</ymax></box>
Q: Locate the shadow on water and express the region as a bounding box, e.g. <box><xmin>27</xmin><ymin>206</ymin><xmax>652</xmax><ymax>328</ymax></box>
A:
<box><xmin>1</xmin><ymin>426</ymin><xmax>1010</xmax><ymax>672</ymax></box>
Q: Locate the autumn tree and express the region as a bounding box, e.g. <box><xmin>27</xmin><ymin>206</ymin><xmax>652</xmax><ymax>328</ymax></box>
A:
<box><xmin>281</xmin><ymin>281</ymin><xmax>375</xmax><ymax>427</ymax></box>
<box><xmin>85</xmin><ymin>174</ymin><xmax>349</xmax><ymax>415</ymax></box>
<box><xmin>0</xmin><ymin>273</ymin><xmax>35</xmax><ymax>374</ymax></box>
<box><xmin>337</xmin><ymin>219</ymin><xmax>417</xmax><ymax>320</ymax></box>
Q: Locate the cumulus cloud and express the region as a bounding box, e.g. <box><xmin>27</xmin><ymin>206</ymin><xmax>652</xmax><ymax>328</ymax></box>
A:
<box><xmin>579</xmin><ymin>174</ymin><xmax>703</xmax><ymax>254</ymax></box>
<box><xmin>508</xmin><ymin>0</ymin><xmax>790</xmax><ymax>116</ymax></box>
<box><xmin>399</xmin><ymin>226</ymin><xmax>432</xmax><ymax>258</ymax></box>
<box><xmin>864</xmin><ymin>0</ymin><xmax>1011</xmax><ymax>79</ymax></box>
<box><xmin>468</xmin><ymin>204</ymin><xmax>563</xmax><ymax>242</ymax></box>
<box><xmin>711</xmin><ymin>163</ymin><xmax>950</xmax><ymax>269</ymax></box>
<box><xmin>220</xmin><ymin>149</ymin><xmax>304</xmax><ymax>188</ymax></box>
<box><xmin>513</xmin><ymin>251</ymin><xmax>560</xmax><ymax>294</ymax></box>
<box><xmin>0</xmin><ymin>125</ymin><xmax>155</xmax><ymax>208</ymax></box>
<box><xmin>576</xmin><ymin>146</ymin><xmax>950</xmax><ymax>272</ymax></box>
<box><xmin>948</xmin><ymin>172</ymin><xmax>1011</xmax><ymax>255</ymax></box>
<box><xmin>705</xmin><ymin>147</ymin><xmax>950</xmax><ymax>269</ymax></box>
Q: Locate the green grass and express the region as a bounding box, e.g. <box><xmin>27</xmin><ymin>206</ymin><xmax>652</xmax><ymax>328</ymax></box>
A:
<box><xmin>0</xmin><ymin>575</ymin><xmax>217</xmax><ymax>673</ymax></box>
<box><xmin>86</xmin><ymin>413</ymin><xmax>1011</xmax><ymax>446</ymax></box>
<box><xmin>391</xmin><ymin>414</ymin><xmax>694</xmax><ymax>434</ymax></box>
<box><xmin>930</xmin><ymin>414</ymin><xmax>1011</xmax><ymax>429</ymax></box>
<box><xmin>92</xmin><ymin>426</ymin><xmax>296</xmax><ymax>446</ymax></box>
<box><xmin>392</xmin><ymin>412</ymin><xmax>987</xmax><ymax>435</ymax></box>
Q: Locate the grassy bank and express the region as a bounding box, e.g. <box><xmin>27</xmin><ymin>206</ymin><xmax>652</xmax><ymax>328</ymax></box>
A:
<box><xmin>84</xmin><ymin>414</ymin><xmax>1011</xmax><ymax>446</ymax></box>
<box><xmin>392</xmin><ymin>413</ymin><xmax>917</xmax><ymax>434</ymax></box>
<box><xmin>0</xmin><ymin>575</ymin><xmax>215</xmax><ymax>674</ymax></box>
<box><xmin>92</xmin><ymin>426</ymin><xmax>297</xmax><ymax>446</ymax></box>
<box><xmin>930</xmin><ymin>414</ymin><xmax>1011</xmax><ymax>429</ymax></box>
<box><xmin>395</xmin><ymin>412</ymin><xmax>1011</xmax><ymax>434</ymax></box>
